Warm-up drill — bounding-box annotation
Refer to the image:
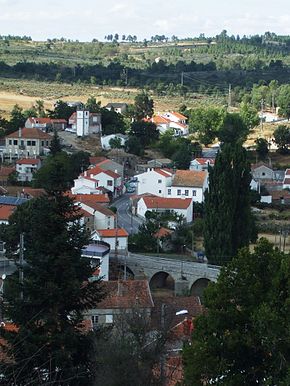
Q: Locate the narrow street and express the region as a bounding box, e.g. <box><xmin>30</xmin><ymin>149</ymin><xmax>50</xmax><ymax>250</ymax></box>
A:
<box><xmin>113</xmin><ymin>194</ymin><xmax>144</xmax><ymax>234</ymax></box>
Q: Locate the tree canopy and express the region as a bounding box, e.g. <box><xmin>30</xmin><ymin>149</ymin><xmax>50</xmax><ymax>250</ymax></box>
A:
<box><xmin>183</xmin><ymin>239</ymin><xmax>290</xmax><ymax>386</ymax></box>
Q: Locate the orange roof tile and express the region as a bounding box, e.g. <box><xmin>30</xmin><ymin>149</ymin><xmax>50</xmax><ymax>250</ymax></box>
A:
<box><xmin>172</xmin><ymin>170</ymin><xmax>207</xmax><ymax>188</ymax></box>
<box><xmin>97</xmin><ymin>228</ymin><xmax>128</xmax><ymax>237</ymax></box>
<box><xmin>154</xmin><ymin>227</ymin><xmax>173</xmax><ymax>238</ymax></box>
<box><xmin>0</xmin><ymin>166</ymin><xmax>15</xmax><ymax>177</ymax></box>
<box><xmin>16</xmin><ymin>158</ymin><xmax>41</xmax><ymax>165</ymax></box>
<box><xmin>6</xmin><ymin>128</ymin><xmax>52</xmax><ymax>140</ymax></box>
<box><xmin>143</xmin><ymin>196</ymin><xmax>191</xmax><ymax>209</ymax></box>
<box><xmin>0</xmin><ymin>205</ymin><xmax>16</xmax><ymax>220</ymax></box>
<box><xmin>22</xmin><ymin>187</ymin><xmax>46</xmax><ymax>198</ymax></box>
<box><xmin>97</xmin><ymin>280</ymin><xmax>154</xmax><ymax>309</ymax></box>
<box><xmin>84</xmin><ymin>166</ymin><xmax>120</xmax><ymax>179</ymax></box>
<box><xmin>73</xmin><ymin>193</ymin><xmax>110</xmax><ymax>204</ymax></box>
<box><xmin>192</xmin><ymin>158</ymin><xmax>215</xmax><ymax>165</ymax></box>
<box><xmin>154</xmin><ymin>169</ymin><xmax>172</xmax><ymax>177</ymax></box>
<box><xmin>171</xmin><ymin>111</ymin><xmax>187</xmax><ymax>120</ymax></box>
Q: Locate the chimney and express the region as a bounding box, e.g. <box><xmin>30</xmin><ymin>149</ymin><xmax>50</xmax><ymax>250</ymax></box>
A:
<box><xmin>18</xmin><ymin>127</ymin><xmax>22</xmax><ymax>138</ymax></box>
<box><xmin>84</xmin><ymin>171</ymin><xmax>87</xmax><ymax>176</ymax></box>
<box><xmin>90</xmin><ymin>174</ymin><xmax>94</xmax><ymax>179</ymax></box>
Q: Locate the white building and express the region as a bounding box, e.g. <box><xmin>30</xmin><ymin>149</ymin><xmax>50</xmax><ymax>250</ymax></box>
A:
<box><xmin>72</xmin><ymin>166</ymin><xmax>123</xmax><ymax>198</ymax></box>
<box><xmin>76</xmin><ymin>201</ymin><xmax>116</xmax><ymax>230</ymax></box>
<box><xmin>161</xmin><ymin>111</ymin><xmax>189</xmax><ymax>136</ymax></box>
<box><xmin>169</xmin><ymin>170</ymin><xmax>208</xmax><ymax>203</ymax></box>
<box><xmin>251</xmin><ymin>162</ymin><xmax>274</xmax><ymax>181</ymax></box>
<box><xmin>101</xmin><ymin>134</ymin><xmax>128</xmax><ymax>150</ymax></box>
<box><xmin>16</xmin><ymin>158</ymin><xmax>41</xmax><ymax>182</ymax></box>
<box><xmin>81</xmin><ymin>243</ymin><xmax>110</xmax><ymax>281</ymax></box>
<box><xmin>136</xmin><ymin>169</ymin><xmax>173</xmax><ymax>197</ymax></box>
<box><xmin>105</xmin><ymin>103</ymin><xmax>127</xmax><ymax>114</ymax></box>
<box><xmin>91</xmin><ymin>228</ymin><xmax>128</xmax><ymax>253</ymax></box>
<box><xmin>190</xmin><ymin>158</ymin><xmax>215</xmax><ymax>171</ymax></box>
<box><xmin>69</xmin><ymin>110</ymin><xmax>102</xmax><ymax>137</ymax></box>
<box><xmin>283</xmin><ymin>169</ymin><xmax>290</xmax><ymax>189</ymax></box>
<box><xmin>137</xmin><ymin>196</ymin><xmax>193</xmax><ymax>223</ymax></box>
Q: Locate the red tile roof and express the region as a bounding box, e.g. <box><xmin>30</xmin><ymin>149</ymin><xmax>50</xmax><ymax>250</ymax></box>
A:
<box><xmin>27</xmin><ymin>117</ymin><xmax>52</xmax><ymax>124</ymax></box>
<box><xmin>78</xmin><ymin>201</ymin><xmax>115</xmax><ymax>217</ymax></box>
<box><xmin>22</xmin><ymin>187</ymin><xmax>46</xmax><ymax>198</ymax></box>
<box><xmin>72</xmin><ymin>193</ymin><xmax>110</xmax><ymax>204</ymax></box>
<box><xmin>0</xmin><ymin>205</ymin><xmax>16</xmax><ymax>220</ymax></box>
<box><xmin>6</xmin><ymin>128</ymin><xmax>52</xmax><ymax>140</ymax></box>
<box><xmin>0</xmin><ymin>166</ymin><xmax>15</xmax><ymax>178</ymax></box>
<box><xmin>193</xmin><ymin>158</ymin><xmax>215</xmax><ymax>166</ymax></box>
<box><xmin>171</xmin><ymin>111</ymin><xmax>187</xmax><ymax>120</ymax></box>
<box><xmin>284</xmin><ymin>178</ymin><xmax>290</xmax><ymax>184</ymax></box>
<box><xmin>97</xmin><ymin>228</ymin><xmax>128</xmax><ymax>237</ymax></box>
<box><xmin>154</xmin><ymin>169</ymin><xmax>172</xmax><ymax>177</ymax></box>
<box><xmin>84</xmin><ymin>166</ymin><xmax>120</xmax><ymax>179</ymax></box>
<box><xmin>16</xmin><ymin>158</ymin><xmax>41</xmax><ymax>165</ymax></box>
<box><xmin>154</xmin><ymin>227</ymin><xmax>173</xmax><ymax>238</ymax></box>
<box><xmin>97</xmin><ymin>280</ymin><xmax>154</xmax><ymax>309</ymax></box>
<box><xmin>172</xmin><ymin>170</ymin><xmax>207</xmax><ymax>188</ymax></box>
<box><xmin>143</xmin><ymin>196</ymin><xmax>191</xmax><ymax>209</ymax></box>
<box><xmin>89</xmin><ymin>156</ymin><xmax>107</xmax><ymax>165</ymax></box>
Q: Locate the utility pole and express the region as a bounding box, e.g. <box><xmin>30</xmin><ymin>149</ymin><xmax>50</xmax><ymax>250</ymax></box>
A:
<box><xmin>181</xmin><ymin>71</ymin><xmax>184</xmax><ymax>86</ymax></box>
<box><xmin>228</xmin><ymin>84</ymin><xmax>231</xmax><ymax>110</ymax></box>
<box><xmin>114</xmin><ymin>212</ymin><xmax>118</xmax><ymax>260</ymax></box>
<box><xmin>19</xmin><ymin>233</ymin><xmax>24</xmax><ymax>300</ymax></box>
<box><xmin>260</xmin><ymin>99</ymin><xmax>265</xmax><ymax>133</ymax></box>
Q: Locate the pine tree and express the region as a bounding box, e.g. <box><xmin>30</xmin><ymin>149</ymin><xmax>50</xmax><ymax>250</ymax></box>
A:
<box><xmin>0</xmin><ymin>193</ymin><xmax>103</xmax><ymax>384</ymax></box>
<box><xmin>49</xmin><ymin>130</ymin><xmax>63</xmax><ymax>155</ymax></box>
<box><xmin>204</xmin><ymin>143</ymin><xmax>256</xmax><ymax>264</ymax></box>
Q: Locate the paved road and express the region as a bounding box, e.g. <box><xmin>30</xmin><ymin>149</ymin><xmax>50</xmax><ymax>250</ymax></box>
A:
<box><xmin>113</xmin><ymin>194</ymin><xmax>144</xmax><ymax>234</ymax></box>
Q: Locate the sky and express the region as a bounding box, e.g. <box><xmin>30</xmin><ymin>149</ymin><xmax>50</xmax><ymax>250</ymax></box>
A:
<box><xmin>0</xmin><ymin>0</ymin><xmax>290</xmax><ymax>41</ymax></box>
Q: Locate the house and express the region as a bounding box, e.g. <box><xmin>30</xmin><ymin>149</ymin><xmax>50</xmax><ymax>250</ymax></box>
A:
<box><xmin>94</xmin><ymin>158</ymin><xmax>124</xmax><ymax>178</ymax></box>
<box><xmin>161</xmin><ymin>111</ymin><xmax>189</xmax><ymax>136</ymax></box>
<box><xmin>169</xmin><ymin>170</ymin><xmax>208</xmax><ymax>203</ymax></box>
<box><xmin>71</xmin><ymin>193</ymin><xmax>110</xmax><ymax>206</ymax></box>
<box><xmin>92</xmin><ymin>228</ymin><xmax>128</xmax><ymax>253</ymax></box>
<box><xmin>136</xmin><ymin>169</ymin><xmax>173</xmax><ymax>197</ymax></box>
<box><xmin>84</xmin><ymin>280</ymin><xmax>154</xmax><ymax>327</ymax></box>
<box><xmin>0</xmin><ymin>205</ymin><xmax>16</xmax><ymax>224</ymax></box>
<box><xmin>190</xmin><ymin>158</ymin><xmax>215</xmax><ymax>171</ymax></box>
<box><xmin>72</xmin><ymin>166</ymin><xmax>123</xmax><ymax>198</ymax></box>
<box><xmin>81</xmin><ymin>242</ymin><xmax>111</xmax><ymax>281</ymax></box>
<box><xmin>5</xmin><ymin>128</ymin><xmax>52</xmax><ymax>158</ymax></box>
<box><xmin>76</xmin><ymin>200</ymin><xmax>116</xmax><ymax>230</ymax></box>
<box><xmin>251</xmin><ymin>162</ymin><xmax>274</xmax><ymax>181</ymax></box>
<box><xmin>68</xmin><ymin>110</ymin><xmax>102</xmax><ymax>136</ymax></box>
<box><xmin>101</xmin><ymin>134</ymin><xmax>128</xmax><ymax>150</ymax></box>
<box><xmin>137</xmin><ymin>158</ymin><xmax>172</xmax><ymax>173</ymax></box>
<box><xmin>147</xmin><ymin>115</ymin><xmax>170</xmax><ymax>134</ymax></box>
<box><xmin>25</xmin><ymin>117</ymin><xmax>67</xmax><ymax>131</ymax></box>
<box><xmin>137</xmin><ymin>196</ymin><xmax>193</xmax><ymax>223</ymax></box>
<box><xmin>105</xmin><ymin>103</ymin><xmax>127</xmax><ymax>114</ymax></box>
<box><xmin>20</xmin><ymin>187</ymin><xmax>46</xmax><ymax>199</ymax></box>
<box><xmin>0</xmin><ymin>166</ymin><xmax>15</xmax><ymax>185</ymax></box>
<box><xmin>15</xmin><ymin>158</ymin><xmax>41</xmax><ymax>182</ymax></box>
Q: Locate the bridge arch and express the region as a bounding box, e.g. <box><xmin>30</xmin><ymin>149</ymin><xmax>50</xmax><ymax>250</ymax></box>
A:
<box><xmin>149</xmin><ymin>271</ymin><xmax>175</xmax><ymax>294</ymax></box>
<box><xmin>190</xmin><ymin>278</ymin><xmax>211</xmax><ymax>300</ymax></box>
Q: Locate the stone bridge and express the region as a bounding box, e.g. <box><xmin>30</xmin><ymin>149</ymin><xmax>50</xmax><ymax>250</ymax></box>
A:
<box><xmin>112</xmin><ymin>253</ymin><xmax>220</xmax><ymax>297</ymax></box>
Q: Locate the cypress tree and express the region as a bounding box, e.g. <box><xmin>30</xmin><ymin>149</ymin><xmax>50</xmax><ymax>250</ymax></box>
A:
<box><xmin>204</xmin><ymin>143</ymin><xmax>255</xmax><ymax>264</ymax></box>
<box><xmin>0</xmin><ymin>191</ymin><xmax>103</xmax><ymax>384</ymax></box>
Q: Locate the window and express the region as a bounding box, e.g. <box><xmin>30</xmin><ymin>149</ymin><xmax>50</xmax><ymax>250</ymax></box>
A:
<box><xmin>27</xmin><ymin>140</ymin><xmax>31</xmax><ymax>146</ymax></box>
<box><xmin>177</xmin><ymin>189</ymin><xmax>181</xmax><ymax>196</ymax></box>
<box><xmin>158</xmin><ymin>179</ymin><xmax>162</xmax><ymax>183</ymax></box>
<box><xmin>185</xmin><ymin>190</ymin><xmax>189</xmax><ymax>196</ymax></box>
<box><xmin>41</xmin><ymin>141</ymin><xmax>44</xmax><ymax>146</ymax></box>
<box><xmin>13</xmin><ymin>140</ymin><xmax>18</xmax><ymax>145</ymax></box>
<box><xmin>31</xmin><ymin>141</ymin><xmax>36</xmax><ymax>146</ymax></box>
<box><xmin>107</xmin><ymin>180</ymin><xmax>113</xmax><ymax>186</ymax></box>
<box><xmin>46</xmin><ymin>141</ymin><xmax>49</xmax><ymax>146</ymax></box>
<box><xmin>9</xmin><ymin>140</ymin><xmax>12</xmax><ymax>145</ymax></box>
<box><xmin>158</xmin><ymin>190</ymin><xmax>162</xmax><ymax>194</ymax></box>
<box><xmin>91</xmin><ymin>315</ymin><xmax>99</xmax><ymax>325</ymax></box>
<box><xmin>105</xmin><ymin>315</ymin><xmax>113</xmax><ymax>324</ymax></box>
<box><xmin>192</xmin><ymin>190</ymin><xmax>196</xmax><ymax>196</ymax></box>
<box><xmin>21</xmin><ymin>140</ymin><xmax>24</xmax><ymax>146</ymax></box>
<box><xmin>168</xmin><ymin>189</ymin><xmax>171</xmax><ymax>195</ymax></box>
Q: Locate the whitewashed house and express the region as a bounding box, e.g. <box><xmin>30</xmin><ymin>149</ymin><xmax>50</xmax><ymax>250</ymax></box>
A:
<box><xmin>251</xmin><ymin>162</ymin><xmax>274</xmax><ymax>180</ymax></box>
<box><xmin>190</xmin><ymin>158</ymin><xmax>215</xmax><ymax>171</ymax></box>
<box><xmin>137</xmin><ymin>196</ymin><xmax>193</xmax><ymax>223</ymax></box>
<box><xmin>105</xmin><ymin>103</ymin><xmax>127</xmax><ymax>114</ymax></box>
<box><xmin>76</xmin><ymin>200</ymin><xmax>116</xmax><ymax>230</ymax></box>
<box><xmin>101</xmin><ymin>134</ymin><xmax>128</xmax><ymax>150</ymax></box>
<box><xmin>81</xmin><ymin>243</ymin><xmax>110</xmax><ymax>281</ymax></box>
<box><xmin>72</xmin><ymin>166</ymin><xmax>123</xmax><ymax>198</ymax></box>
<box><xmin>0</xmin><ymin>205</ymin><xmax>16</xmax><ymax>225</ymax></box>
<box><xmin>136</xmin><ymin>169</ymin><xmax>173</xmax><ymax>197</ymax></box>
<box><xmin>16</xmin><ymin>158</ymin><xmax>41</xmax><ymax>182</ymax></box>
<box><xmin>5</xmin><ymin>128</ymin><xmax>52</xmax><ymax>158</ymax></box>
<box><xmin>169</xmin><ymin>170</ymin><xmax>208</xmax><ymax>203</ymax></box>
<box><xmin>283</xmin><ymin>169</ymin><xmax>290</xmax><ymax>189</ymax></box>
<box><xmin>161</xmin><ymin>111</ymin><xmax>189</xmax><ymax>136</ymax></box>
<box><xmin>91</xmin><ymin>228</ymin><xmax>128</xmax><ymax>253</ymax></box>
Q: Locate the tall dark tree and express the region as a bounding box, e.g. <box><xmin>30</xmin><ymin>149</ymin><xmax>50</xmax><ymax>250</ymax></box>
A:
<box><xmin>0</xmin><ymin>193</ymin><xmax>103</xmax><ymax>385</ymax></box>
<box><xmin>129</xmin><ymin>121</ymin><xmax>159</xmax><ymax>147</ymax></box>
<box><xmin>204</xmin><ymin>143</ymin><xmax>256</xmax><ymax>264</ymax></box>
<box><xmin>218</xmin><ymin>112</ymin><xmax>249</xmax><ymax>144</ymax></box>
<box><xmin>133</xmin><ymin>92</ymin><xmax>154</xmax><ymax>120</ymax></box>
<box><xmin>255</xmin><ymin>137</ymin><xmax>269</xmax><ymax>159</ymax></box>
<box><xmin>8</xmin><ymin>104</ymin><xmax>26</xmax><ymax>132</ymax></box>
<box><xmin>49</xmin><ymin>130</ymin><xmax>63</xmax><ymax>155</ymax></box>
<box><xmin>48</xmin><ymin>100</ymin><xmax>76</xmax><ymax>120</ymax></box>
<box><xmin>183</xmin><ymin>239</ymin><xmax>290</xmax><ymax>386</ymax></box>
<box><xmin>273</xmin><ymin>125</ymin><xmax>290</xmax><ymax>153</ymax></box>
